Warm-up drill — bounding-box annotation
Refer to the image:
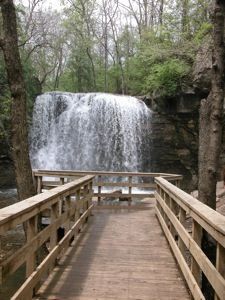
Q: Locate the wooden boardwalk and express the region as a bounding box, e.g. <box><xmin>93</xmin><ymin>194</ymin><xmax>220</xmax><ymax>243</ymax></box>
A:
<box><xmin>36</xmin><ymin>202</ymin><xmax>190</xmax><ymax>300</ymax></box>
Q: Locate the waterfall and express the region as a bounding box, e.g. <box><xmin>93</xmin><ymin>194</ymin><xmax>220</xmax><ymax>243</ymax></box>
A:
<box><xmin>30</xmin><ymin>92</ymin><xmax>152</xmax><ymax>172</ymax></box>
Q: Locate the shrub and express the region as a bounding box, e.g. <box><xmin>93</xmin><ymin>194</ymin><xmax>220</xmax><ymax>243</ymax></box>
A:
<box><xmin>144</xmin><ymin>58</ymin><xmax>190</xmax><ymax>97</ymax></box>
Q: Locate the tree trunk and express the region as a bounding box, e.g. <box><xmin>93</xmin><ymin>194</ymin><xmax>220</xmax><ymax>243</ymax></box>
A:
<box><xmin>0</xmin><ymin>0</ymin><xmax>35</xmax><ymax>200</ymax></box>
<box><xmin>198</xmin><ymin>1</ymin><xmax>225</xmax><ymax>299</ymax></box>
<box><xmin>159</xmin><ymin>0</ymin><xmax>164</xmax><ymax>26</ymax></box>
<box><xmin>198</xmin><ymin>0</ymin><xmax>225</xmax><ymax>209</ymax></box>
<box><xmin>181</xmin><ymin>0</ymin><xmax>189</xmax><ymax>36</ymax></box>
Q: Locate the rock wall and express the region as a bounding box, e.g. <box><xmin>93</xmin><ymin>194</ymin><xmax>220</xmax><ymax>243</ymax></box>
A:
<box><xmin>149</xmin><ymin>111</ymin><xmax>199</xmax><ymax>191</ymax></box>
<box><xmin>144</xmin><ymin>94</ymin><xmax>225</xmax><ymax>192</ymax></box>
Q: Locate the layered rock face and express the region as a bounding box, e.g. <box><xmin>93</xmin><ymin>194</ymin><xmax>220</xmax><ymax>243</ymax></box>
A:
<box><xmin>142</xmin><ymin>93</ymin><xmax>200</xmax><ymax>191</ymax></box>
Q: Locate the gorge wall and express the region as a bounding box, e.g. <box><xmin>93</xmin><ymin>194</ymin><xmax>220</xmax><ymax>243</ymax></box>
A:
<box><xmin>144</xmin><ymin>35</ymin><xmax>225</xmax><ymax>191</ymax></box>
<box><xmin>142</xmin><ymin>93</ymin><xmax>200</xmax><ymax>191</ymax></box>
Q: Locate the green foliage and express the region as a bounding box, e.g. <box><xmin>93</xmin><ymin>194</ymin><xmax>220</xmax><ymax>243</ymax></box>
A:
<box><xmin>144</xmin><ymin>59</ymin><xmax>191</xmax><ymax>97</ymax></box>
<box><xmin>194</xmin><ymin>22</ymin><xmax>212</xmax><ymax>44</ymax></box>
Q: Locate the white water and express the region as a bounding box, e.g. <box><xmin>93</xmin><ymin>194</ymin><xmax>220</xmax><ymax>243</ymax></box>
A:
<box><xmin>30</xmin><ymin>92</ymin><xmax>152</xmax><ymax>172</ymax></box>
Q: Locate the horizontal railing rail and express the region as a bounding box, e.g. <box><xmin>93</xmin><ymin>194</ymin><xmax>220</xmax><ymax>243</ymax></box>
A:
<box><xmin>0</xmin><ymin>175</ymin><xmax>94</xmax><ymax>300</ymax></box>
<box><xmin>33</xmin><ymin>169</ymin><xmax>183</xmax><ymax>203</ymax></box>
<box><xmin>155</xmin><ymin>177</ymin><xmax>225</xmax><ymax>300</ymax></box>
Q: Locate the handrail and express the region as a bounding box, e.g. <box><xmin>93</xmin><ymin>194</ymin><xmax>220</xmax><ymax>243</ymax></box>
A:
<box><xmin>33</xmin><ymin>169</ymin><xmax>183</xmax><ymax>203</ymax></box>
<box><xmin>155</xmin><ymin>177</ymin><xmax>225</xmax><ymax>300</ymax></box>
<box><xmin>0</xmin><ymin>175</ymin><xmax>94</xmax><ymax>300</ymax></box>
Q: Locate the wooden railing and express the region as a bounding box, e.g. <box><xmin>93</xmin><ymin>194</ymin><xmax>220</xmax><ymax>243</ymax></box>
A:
<box><xmin>0</xmin><ymin>175</ymin><xmax>94</xmax><ymax>300</ymax></box>
<box><xmin>155</xmin><ymin>177</ymin><xmax>225</xmax><ymax>300</ymax></box>
<box><xmin>33</xmin><ymin>169</ymin><xmax>182</xmax><ymax>202</ymax></box>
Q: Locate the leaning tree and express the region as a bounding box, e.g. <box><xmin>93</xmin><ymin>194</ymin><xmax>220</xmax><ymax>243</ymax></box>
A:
<box><xmin>0</xmin><ymin>0</ymin><xmax>35</xmax><ymax>200</ymax></box>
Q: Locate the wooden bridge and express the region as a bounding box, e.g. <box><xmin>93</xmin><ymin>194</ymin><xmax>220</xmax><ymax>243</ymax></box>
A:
<box><xmin>0</xmin><ymin>170</ymin><xmax>225</xmax><ymax>300</ymax></box>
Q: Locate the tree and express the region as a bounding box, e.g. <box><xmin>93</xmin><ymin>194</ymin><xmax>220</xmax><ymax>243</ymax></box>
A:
<box><xmin>0</xmin><ymin>0</ymin><xmax>35</xmax><ymax>200</ymax></box>
<box><xmin>198</xmin><ymin>0</ymin><xmax>225</xmax><ymax>210</ymax></box>
<box><xmin>198</xmin><ymin>1</ymin><xmax>225</xmax><ymax>298</ymax></box>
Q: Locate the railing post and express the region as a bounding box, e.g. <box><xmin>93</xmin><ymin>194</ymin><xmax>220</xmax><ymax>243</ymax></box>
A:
<box><xmin>60</xmin><ymin>177</ymin><xmax>65</xmax><ymax>185</ymax></box>
<box><xmin>75</xmin><ymin>189</ymin><xmax>81</xmax><ymax>233</ymax></box>
<box><xmin>25</xmin><ymin>215</ymin><xmax>38</xmax><ymax>298</ymax></box>
<box><xmin>191</xmin><ymin>220</ymin><xmax>202</xmax><ymax>286</ymax></box>
<box><xmin>83</xmin><ymin>184</ymin><xmax>89</xmax><ymax>222</ymax></box>
<box><xmin>98</xmin><ymin>175</ymin><xmax>101</xmax><ymax>204</ymax></box>
<box><xmin>89</xmin><ymin>181</ymin><xmax>93</xmax><ymax>215</ymax></box>
<box><xmin>37</xmin><ymin>176</ymin><xmax>42</xmax><ymax>194</ymax></box>
<box><xmin>49</xmin><ymin>202</ymin><xmax>59</xmax><ymax>268</ymax></box>
<box><xmin>128</xmin><ymin>176</ymin><xmax>132</xmax><ymax>206</ymax></box>
<box><xmin>50</xmin><ymin>202</ymin><xmax>59</xmax><ymax>250</ymax></box>
<box><xmin>59</xmin><ymin>178</ymin><xmax>65</xmax><ymax>215</ymax></box>
<box><xmin>26</xmin><ymin>216</ymin><xmax>38</xmax><ymax>277</ymax></box>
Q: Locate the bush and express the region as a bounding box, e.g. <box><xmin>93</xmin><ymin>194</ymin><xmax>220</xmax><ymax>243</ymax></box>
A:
<box><xmin>144</xmin><ymin>59</ymin><xmax>190</xmax><ymax>97</ymax></box>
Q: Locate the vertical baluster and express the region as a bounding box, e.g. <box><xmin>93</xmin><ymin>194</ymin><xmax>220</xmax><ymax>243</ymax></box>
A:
<box><xmin>191</xmin><ymin>220</ymin><xmax>202</xmax><ymax>286</ymax></box>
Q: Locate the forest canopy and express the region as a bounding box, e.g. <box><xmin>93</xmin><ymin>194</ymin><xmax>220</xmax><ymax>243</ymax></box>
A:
<box><xmin>0</xmin><ymin>0</ymin><xmax>212</xmax><ymax>132</ymax></box>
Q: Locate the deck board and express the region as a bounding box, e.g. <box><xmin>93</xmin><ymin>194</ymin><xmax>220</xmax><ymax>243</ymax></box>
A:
<box><xmin>37</xmin><ymin>202</ymin><xmax>191</xmax><ymax>300</ymax></box>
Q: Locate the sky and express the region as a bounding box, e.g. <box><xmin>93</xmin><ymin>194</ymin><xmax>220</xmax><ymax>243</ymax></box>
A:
<box><xmin>16</xmin><ymin>0</ymin><xmax>63</xmax><ymax>11</ymax></box>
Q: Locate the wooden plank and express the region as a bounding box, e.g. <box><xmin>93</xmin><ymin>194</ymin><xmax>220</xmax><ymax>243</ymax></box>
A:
<box><xmin>33</xmin><ymin>169</ymin><xmax>182</xmax><ymax>178</ymax></box>
<box><xmin>93</xmin><ymin>182</ymin><xmax>156</xmax><ymax>188</ymax></box>
<box><xmin>37</xmin><ymin>205</ymin><xmax>190</xmax><ymax>300</ymax></box>
<box><xmin>94</xmin><ymin>192</ymin><xmax>153</xmax><ymax>198</ymax></box>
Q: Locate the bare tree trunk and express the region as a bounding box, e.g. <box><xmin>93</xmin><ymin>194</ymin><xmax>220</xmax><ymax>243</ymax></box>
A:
<box><xmin>181</xmin><ymin>0</ymin><xmax>189</xmax><ymax>36</ymax></box>
<box><xmin>159</xmin><ymin>0</ymin><xmax>164</xmax><ymax>26</ymax></box>
<box><xmin>0</xmin><ymin>0</ymin><xmax>35</xmax><ymax>201</ymax></box>
<box><xmin>198</xmin><ymin>1</ymin><xmax>225</xmax><ymax>299</ymax></box>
